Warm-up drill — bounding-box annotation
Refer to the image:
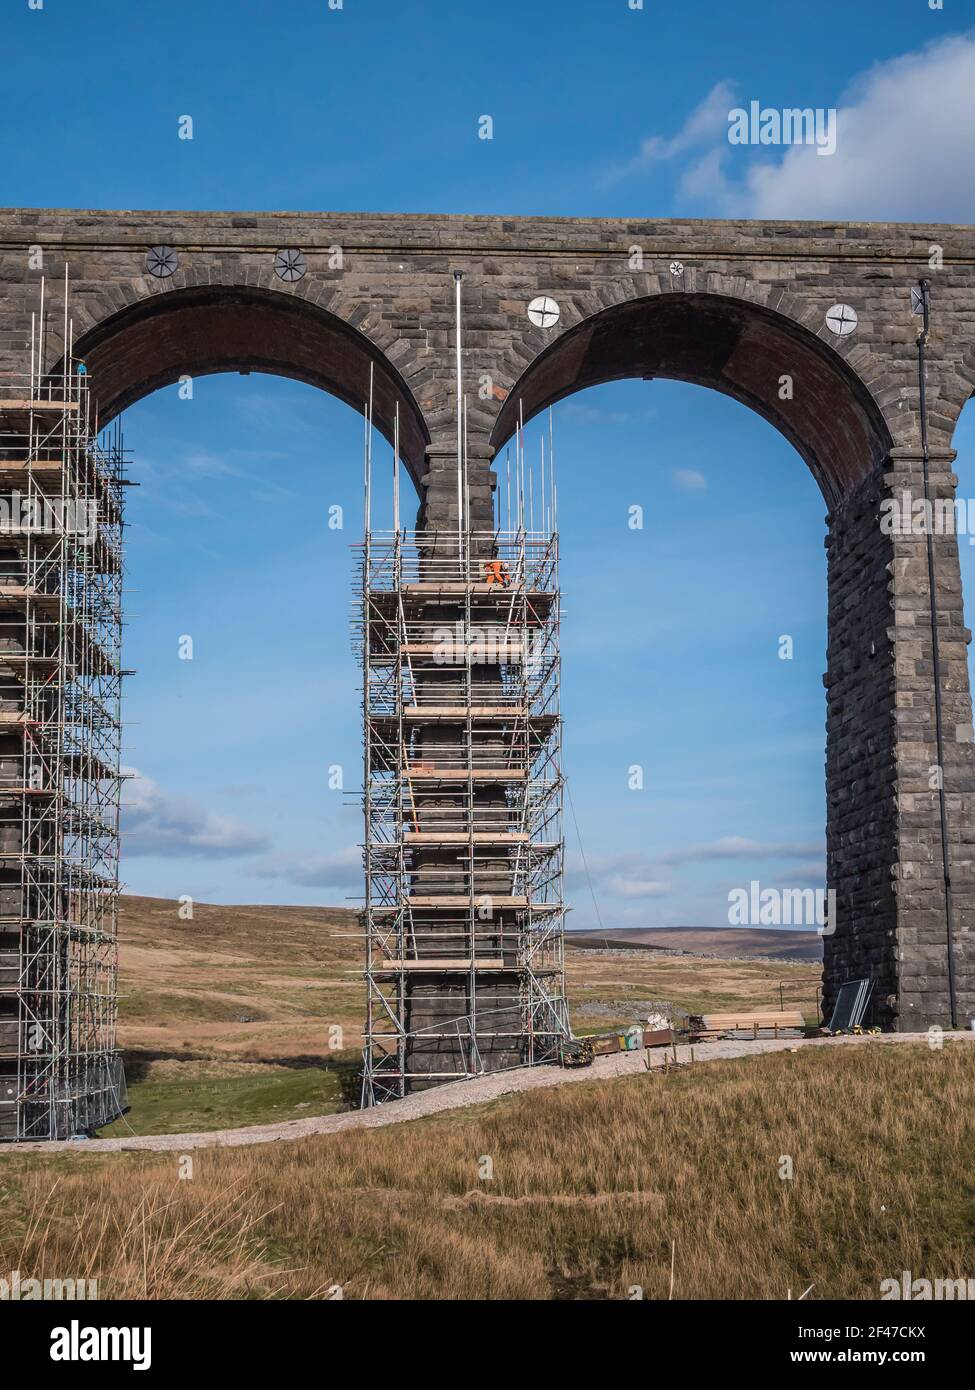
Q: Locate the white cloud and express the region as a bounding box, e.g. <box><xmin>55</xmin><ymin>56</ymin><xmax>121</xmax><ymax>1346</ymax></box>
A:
<box><xmin>565</xmin><ymin>840</ymin><xmax>821</xmax><ymax>913</ymax></box>
<box><xmin>677</xmin><ymin>145</ymin><xmax>730</xmax><ymax>203</ymax></box>
<box><xmin>662</xmin><ymin>836</ymin><xmax>823</xmax><ymax>864</ymax></box>
<box><xmin>686</xmin><ymin>34</ymin><xmax>975</xmax><ymax>220</ymax></box>
<box><xmin>565</xmin><ymin>850</ymin><xmax>672</xmax><ymax>903</ymax></box>
<box><xmin>561</xmin><ymin>400</ymin><xmax>657</xmax><ymax>427</ymax></box>
<box><xmin>673</xmin><ymin>468</ymin><xmax>707</xmax><ymax>491</ymax></box>
<box><xmin>740</xmin><ymin>34</ymin><xmax>975</xmax><ymax>220</ymax></box>
<box><xmin>603</xmin><ymin>80</ymin><xmax>737</xmax><ymax>184</ymax></box>
<box><xmin>604</xmin><ymin>875</ymin><xmax>672</xmax><ymax>899</ymax></box>
<box><xmin>256</xmin><ymin>846</ymin><xmax>361</xmax><ymax>889</ymax></box>
<box><xmin>770</xmin><ymin>864</ymin><xmax>828</xmax><ymax>888</ymax></box>
<box><xmin>611</xmin><ymin>35</ymin><xmax>975</xmax><ymax>222</ymax></box>
<box><xmin>122</xmin><ymin>769</ymin><xmax>271</xmax><ymax>859</ymax></box>
<box><xmin>180</xmin><ymin>450</ymin><xmax>245</xmax><ymax>480</ymax></box>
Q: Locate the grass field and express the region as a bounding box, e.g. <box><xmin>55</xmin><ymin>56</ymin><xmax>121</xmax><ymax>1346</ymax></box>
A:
<box><xmin>565</xmin><ymin>948</ymin><xmax>820</xmax><ymax>1034</ymax></box>
<box><xmin>2</xmin><ymin>1043</ymin><xmax>973</xmax><ymax>1300</ymax></box>
<box><xmin>106</xmin><ymin>896</ymin><xmax>362</xmax><ymax>1134</ymax></box>
<box><xmin>108</xmin><ymin>896</ymin><xmax>822</xmax><ymax>1135</ymax></box>
<box><xmin>3</xmin><ymin>899</ymin><xmax>966</xmax><ymax>1302</ymax></box>
<box><xmin>103</xmin><ymin>1061</ymin><xmax>346</xmax><ymax>1137</ymax></box>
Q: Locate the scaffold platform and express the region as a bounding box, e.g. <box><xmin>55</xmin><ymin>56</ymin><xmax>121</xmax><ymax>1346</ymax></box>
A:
<box><xmin>0</xmin><ymin>276</ymin><xmax>126</xmax><ymax>1141</ymax></box>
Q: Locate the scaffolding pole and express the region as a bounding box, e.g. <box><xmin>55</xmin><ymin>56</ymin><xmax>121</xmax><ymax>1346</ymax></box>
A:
<box><xmin>353</xmin><ymin>398</ymin><xmax>569</xmax><ymax>1105</ymax></box>
<box><xmin>0</xmin><ymin>276</ymin><xmax>127</xmax><ymax>1141</ymax></box>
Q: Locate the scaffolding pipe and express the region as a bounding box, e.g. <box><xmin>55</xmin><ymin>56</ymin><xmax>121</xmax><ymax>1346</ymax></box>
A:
<box><xmin>463</xmin><ymin>393</ymin><xmax>470</xmax><ymax>545</ymax></box>
<box><xmin>454</xmin><ymin>271</ymin><xmax>464</xmax><ymax>552</ymax></box>
<box><xmin>354</xmin><ymin>411</ymin><xmax>569</xmax><ymax>1103</ymax></box>
<box><xmin>0</xmin><ymin>275</ymin><xmax>126</xmax><ymax>1141</ymax></box>
<box><xmin>393</xmin><ymin>402</ymin><xmax>400</xmax><ymax>535</ymax></box>
<box><xmin>916</xmin><ymin>278</ymin><xmax>958</xmax><ymax>1030</ymax></box>
<box><xmin>365</xmin><ymin>362</ymin><xmax>374</xmax><ymax>533</ymax></box>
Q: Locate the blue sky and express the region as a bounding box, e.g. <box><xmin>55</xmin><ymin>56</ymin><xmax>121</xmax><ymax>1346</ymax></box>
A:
<box><xmin>3</xmin><ymin>0</ymin><xmax>975</xmax><ymax>926</ymax></box>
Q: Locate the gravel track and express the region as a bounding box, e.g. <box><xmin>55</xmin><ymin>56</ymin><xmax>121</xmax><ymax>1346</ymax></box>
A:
<box><xmin>4</xmin><ymin>1031</ymin><xmax>971</xmax><ymax>1157</ymax></box>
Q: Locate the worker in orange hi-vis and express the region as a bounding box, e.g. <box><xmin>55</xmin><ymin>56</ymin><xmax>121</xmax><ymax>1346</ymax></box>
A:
<box><xmin>483</xmin><ymin>559</ymin><xmax>511</xmax><ymax>587</ymax></box>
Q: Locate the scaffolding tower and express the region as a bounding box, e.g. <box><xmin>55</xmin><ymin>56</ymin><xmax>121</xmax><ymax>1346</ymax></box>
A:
<box><xmin>354</xmin><ymin>402</ymin><xmax>570</xmax><ymax>1104</ymax></box>
<box><xmin>0</xmin><ymin>276</ymin><xmax>127</xmax><ymax>1141</ymax></box>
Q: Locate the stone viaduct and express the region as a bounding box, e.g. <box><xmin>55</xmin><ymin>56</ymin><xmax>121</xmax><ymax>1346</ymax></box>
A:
<box><xmin>1</xmin><ymin>207</ymin><xmax>974</xmax><ymax>1033</ymax></box>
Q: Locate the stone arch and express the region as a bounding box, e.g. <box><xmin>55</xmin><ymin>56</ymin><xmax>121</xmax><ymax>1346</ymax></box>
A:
<box><xmin>65</xmin><ymin>281</ymin><xmax>430</xmax><ymax>488</ymax></box>
<box><xmin>487</xmin><ymin>289</ymin><xmax>894</xmax><ymax>509</ymax></box>
<box><xmin>947</xmin><ymin>342</ymin><xmax>975</xmax><ymax>447</ymax></box>
<box><xmin>474</xmin><ymin>283</ymin><xmax>975</xmax><ymax>1036</ymax></box>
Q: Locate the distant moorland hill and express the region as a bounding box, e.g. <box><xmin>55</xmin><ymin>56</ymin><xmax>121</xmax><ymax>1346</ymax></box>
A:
<box><xmin>568</xmin><ymin>926</ymin><xmax>823</xmax><ymax>963</ymax></box>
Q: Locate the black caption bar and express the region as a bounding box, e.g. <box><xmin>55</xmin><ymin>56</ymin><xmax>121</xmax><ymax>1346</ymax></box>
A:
<box><xmin>5</xmin><ymin>1298</ymin><xmax>966</xmax><ymax>1374</ymax></box>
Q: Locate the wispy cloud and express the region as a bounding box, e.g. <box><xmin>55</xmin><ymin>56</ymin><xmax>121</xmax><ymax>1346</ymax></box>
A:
<box><xmin>604</xmin><ymin>36</ymin><xmax>975</xmax><ymax>222</ymax></box>
<box><xmin>673</xmin><ymin>468</ymin><xmax>707</xmax><ymax>491</ymax></box>
<box><xmin>604</xmin><ymin>874</ymin><xmax>672</xmax><ymax>899</ymax></box>
<box><xmin>565</xmin><ymin>850</ymin><xmax>671</xmax><ymax>902</ymax></box>
<box><xmin>564</xmin><ymin>839</ymin><xmax>822</xmax><ymax>922</ymax></box>
<box><xmin>769</xmin><ymin>864</ymin><xmax>828</xmax><ymax>888</ymax></box>
<box><xmin>122</xmin><ymin>769</ymin><xmax>271</xmax><ymax>859</ymax></box>
<box><xmin>735</xmin><ymin>33</ymin><xmax>975</xmax><ymax>220</ymax></box>
<box><xmin>255</xmin><ymin>846</ymin><xmax>361</xmax><ymax>889</ymax></box>
<box><xmin>603</xmin><ymin>80</ymin><xmax>737</xmax><ymax>185</ymax></box>
<box><xmin>180</xmin><ymin>450</ymin><xmax>248</xmax><ymax>480</ymax></box>
<box><xmin>560</xmin><ymin>400</ymin><xmax>657</xmax><ymax>427</ymax></box>
<box><xmin>661</xmin><ymin>836</ymin><xmax>824</xmax><ymax>865</ymax></box>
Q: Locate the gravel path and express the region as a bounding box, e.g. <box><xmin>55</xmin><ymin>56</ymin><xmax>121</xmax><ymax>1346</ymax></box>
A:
<box><xmin>5</xmin><ymin>1031</ymin><xmax>972</xmax><ymax>1157</ymax></box>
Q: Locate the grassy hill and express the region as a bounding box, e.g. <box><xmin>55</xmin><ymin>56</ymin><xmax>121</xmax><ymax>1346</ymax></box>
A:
<box><xmin>569</xmin><ymin>926</ymin><xmax>823</xmax><ymax>962</ymax></box>
<box><xmin>116</xmin><ymin>895</ymin><xmax>362</xmax><ymax>1063</ymax></box>
<box><xmin>3</xmin><ymin>1043</ymin><xmax>973</xmax><ymax>1300</ymax></box>
<box><xmin>4</xmin><ymin>900</ymin><xmax>963</xmax><ymax>1303</ymax></box>
<box><xmin>109</xmin><ymin>896</ymin><xmax>364</xmax><ymax>1135</ymax></box>
<box><xmin>107</xmin><ymin>895</ymin><xmax>822</xmax><ymax>1136</ymax></box>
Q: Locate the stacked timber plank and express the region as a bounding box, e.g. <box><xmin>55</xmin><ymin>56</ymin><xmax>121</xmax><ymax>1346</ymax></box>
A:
<box><xmin>689</xmin><ymin>1010</ymin><xmax>805</xmax><ymax>1039</ymax></box>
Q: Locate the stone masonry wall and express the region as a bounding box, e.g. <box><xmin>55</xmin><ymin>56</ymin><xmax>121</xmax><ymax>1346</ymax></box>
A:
<box><xmin>2</xmin><ymin>209</ymin><xmax>974</xmax><ymax>1032</ymax></box>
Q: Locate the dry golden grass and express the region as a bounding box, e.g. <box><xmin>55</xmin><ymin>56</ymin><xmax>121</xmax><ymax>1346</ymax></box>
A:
<box><xmin>110</xmin><ymin>896</ymin><xmax>820</xmax><ymax>1135</ymax></box>
<box><xmin>117</xmin><ymin>895</ymin><xmax>821</xmax><ymax>1065</ymax></box>
<box><xmin>3</xmin><ymin>1043</ymin><xmax>973</xmax><ymax>1300</ymax></box>
<box><xmin>117</xmin><ymin>895</ymin><xmax>362</xmax><ymax>1063</ymax></box>
<box><xmin>7</xmin><ymin>1175</ymin><xmax>284</xmax><ymax>1299</ymax></box>
<box><xmin>565</xmin><ymin>948</ymin><xmax>822</xmax><ymax>1031</ymax></box>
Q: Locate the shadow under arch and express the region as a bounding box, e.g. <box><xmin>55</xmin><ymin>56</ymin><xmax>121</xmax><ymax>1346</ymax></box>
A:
<box><xmin>68</xmin><ymin>284</ymin><xmax>430</xmax><ymax>489</ymax></box>
<box><xmin>490</xmin><ymin>292</ymin><xmax>893</xmax><ymax>508</ymax></box>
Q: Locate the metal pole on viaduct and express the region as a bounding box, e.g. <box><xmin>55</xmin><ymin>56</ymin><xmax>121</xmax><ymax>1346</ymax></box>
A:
<box><xmin>1</xmin><ymin>208</ymin><xmax>973</xmax><ymax>1054</ymax></box>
